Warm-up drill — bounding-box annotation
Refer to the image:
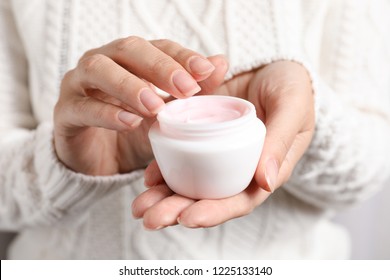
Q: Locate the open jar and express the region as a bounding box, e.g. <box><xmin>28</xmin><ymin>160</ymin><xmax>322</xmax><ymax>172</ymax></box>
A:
<box><xmin>148</xmin><ymin>95</ymin><xmax>266</xmax><ymax>199</ymax></box>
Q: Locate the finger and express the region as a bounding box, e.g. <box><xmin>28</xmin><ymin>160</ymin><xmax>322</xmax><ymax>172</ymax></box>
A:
<box><xmin>151</xmin><ymin>39</ymin><xmax>216</xmax><ymax>81</ymax></box>
<box><xmin>254</xmin><ymin>82</ymin><xmax>314</xmax><ymax>192</ymax></box>
<box><xmin>75</xmin><ymin>54</ymin><xmax>165</xmax><ymax>117</ymax></box>
<box><xmin>147</xmin><ymin>54</ymin><xmax>228</xmax><ymax>100</ymax></box>
<box><xmin>55</xmin><ymin>94</ymin><xmax>143</xmax><ymax>134</ymax></box>
<box><xmin>142</xmin><ymin>194</ymin><xmax>196</xmax><ymax>230</ymax></box>
<box><xmin>144</xmin><ymin>160</ymin><xmax>164</xmax><ymax>187</ymax></box>
<box><xmin>177</xmin><ymin>182</ymin><xmax>270</xmax><ymax>228</ymax></box>
<box><xmin>83</xmin><ymin>88</ymin><xmax>134</xmax><ymax>112</ymax></box>
<box><xmin>92</xmin><ymin>36</ymin><xmax>201</xmax><ymax>98</ymax></box>
<box><xmin>254</xmin><ymin>103</ymin><xmax>303</xmax><ymax>192</ymax></box>
<box><xmin>132</xmin><ymin>184</ymin><xmax>174</xmax><ymax>219</ymax></box>
<box><xmin>197</xmin><ymin>55</ymin><xmax>229</xmax><ymax>94</ymax></box>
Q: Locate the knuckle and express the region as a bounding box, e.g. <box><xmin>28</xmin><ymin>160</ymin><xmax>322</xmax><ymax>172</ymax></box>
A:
<box><xmin>149</xmin><ymin>56</ymin><xmax>174</xmax><ymax>75</ymax></box>
<box><xmin>172</xmin><ymin>47</ymin><xmax>192</xmax><ymax>62</ymax></box>
<box><xmin>74</xmin><ymin>99</ymin><xmax>107</xmax><ymax>125</ymax></box>
<box><xmin>153</xmin><ymin>38</ymin><xmax>174</xmax><ymax>49</ymax></box>
<box><xmin>115</xmin><ymin>74</ymin><xmax>134</xmax><ymax>94</ymax></box>
<box><xmin>73</xmin><ymin>98</ymin><xmax>89</xmax><ymax>117</ymax></box>
<box><xmin>78</xmin><ymin>54</ymin><xmax>106</xmax><ymax>75</ymax></box>
<box><xmin>116</xmin><ymin>36</ymin><xmax>145</xmax><ymax>52</ymax></box>
<box><xmin>61</xmin><ymin>69</ymin><xmax>73</xmax><ymax>82</ymax></box>
<box><xmin>93</xmin><ymin>105</ymin><xmax>108</xmax><ymax>123</ymax></box>
<box><xmin>80</xmin><ymin>49</ymin><xmax>96</xmax><ymax>61</ymax></box>
<box><xmin>60</xmin><ymin>69</ymin><xmax>76</xmax><ymax>90</ymax></box>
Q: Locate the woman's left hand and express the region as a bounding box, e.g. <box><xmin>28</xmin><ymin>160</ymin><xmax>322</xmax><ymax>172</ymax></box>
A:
<box><xmin>132</xmin><ymin>60</ymin><xmax>315</xmax><ymax>229</ymax></box>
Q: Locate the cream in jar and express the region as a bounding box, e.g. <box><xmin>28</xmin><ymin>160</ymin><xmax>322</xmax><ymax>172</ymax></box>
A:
<box><xmin>148</xmin><ymin>95</ymin><xmax>266</xmax><ymax>199</ymax></box>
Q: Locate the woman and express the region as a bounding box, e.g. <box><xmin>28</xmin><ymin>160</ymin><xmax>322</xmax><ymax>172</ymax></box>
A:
<box><xmin>1</xmin><ymin>0</ymin><xmax>389</xmax><ymax>259</ymax></box>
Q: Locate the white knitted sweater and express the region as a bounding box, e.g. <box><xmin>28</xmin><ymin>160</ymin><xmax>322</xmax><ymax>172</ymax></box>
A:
<box><xmin>1</xmin><ymin>0</ymin><xmax>389</xmax><ymax>259</ymax></box>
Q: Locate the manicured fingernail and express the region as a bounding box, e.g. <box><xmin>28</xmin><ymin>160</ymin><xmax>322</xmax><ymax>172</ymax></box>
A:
<box><xmin>265</xmin><ymin>159</ymin><xmax>279</xmax><ymax>193</ymax></box>
<box><xmin>118</xmin><ymin>111</ymin><xmax>143</xmax><ymax>127</ymax></box>
<box><xmin>155</xmin><ymin>87</ymin><xmax>170</xmax><ymax>98</ymax></box>
<box><xmin>172</xmin><ymin>70</ymin><xmax>201</xmax><ymax>96</ymax></box>
<box><xmin>144</xmin><ymin>225</ymin><xmax>164</xmax><ymax>231</ymax></box>
<box><xmin>189</xmin><ymin>56</ymin><xmax>215</xmax><ymax>75</ymax></box>
<box><xmin>177</xmin><ymin>217</ymin><xmax>197</xmax><ymax>228</ymax></box>
<box><xmin>139</xmin><ymin>88</ymin><xmax>165</xmax><ymax>114</ymax></box>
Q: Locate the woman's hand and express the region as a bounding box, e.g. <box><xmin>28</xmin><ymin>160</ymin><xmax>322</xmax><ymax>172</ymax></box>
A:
<box><xmin>132</xmin><ymin>61</ymin><xmax>315</xmax><ymax>229</ymax></box>
<box><xmin>54</xmin><ymin>37</ymin><xmax>228</xmax><ymax>175</ymax></box>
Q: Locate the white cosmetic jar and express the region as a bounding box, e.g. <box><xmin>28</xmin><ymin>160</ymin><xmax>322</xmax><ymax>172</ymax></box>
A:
<box><xmin>148</xmin><ymin>95</ymin><xmax>266</xmax><ymax>199</ymax></box>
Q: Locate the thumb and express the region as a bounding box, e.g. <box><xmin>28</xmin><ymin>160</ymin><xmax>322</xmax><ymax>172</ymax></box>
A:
<box><xmin>197</xmin><ymin>55</ymin><xmax>229</xmax><ymax>94</ymax></box>
<box><xmin>255</xmin><ymin>115</ymin><xmax>296</xmax><ymax>192</ymax></box>
<box><xmin>254</xmin><ymin>90</ymin><xmax>313</xmax><ymax>192</ymax></box>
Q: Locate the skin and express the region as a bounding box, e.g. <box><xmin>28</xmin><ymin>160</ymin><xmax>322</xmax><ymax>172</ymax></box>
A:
<box><xmin>54</xmin><ymin>36</ymin><xmax>315</xmax><ymax>230</ymax></box>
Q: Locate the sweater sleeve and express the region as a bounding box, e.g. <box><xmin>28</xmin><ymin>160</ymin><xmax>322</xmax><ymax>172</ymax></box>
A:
<box><xmin>0</xmin><ymin>1</ymin><xmax>143</xmax><ymax>231</ymax></box>
<box><xmin>284</xmin><ymin>78</ymin><xmax>390</xmax><ymax>209</ymax></box>
<box><xmin>282</xmin><ymin>1</ymin><xmax>390</xmax><ymax>209</ymax></box>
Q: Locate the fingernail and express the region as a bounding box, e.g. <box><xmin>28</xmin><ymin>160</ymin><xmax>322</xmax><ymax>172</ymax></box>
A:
<box><xmin>177</xmin><ymin>217</ymin><xmax>197</xmax><ymax>228</ymax></box>
<box><xmin>144</xmin><ymin>225</ymin><xmax>164</xmax><ymax>231</ymax></box>
<box><xmin>118</xmin><ymin>111</ymin><xmax>143</xmax><ymax>127</ymax></box>
<box><xmin>139</xmin><ymin>88</ymin><xmax>165</xmax><ymax>114</ymax></box>
<box><xmin>189</xmin><ymin>56</ymin><xmax>215</xmax><ymax>75</ymax></box>
<box><xmin>172</xmin><ymin>70</ymin><xmax>201</xmax><ymax>96</ymax></box>
<box><xmin>265</xmin><ymin>159</ymin><xmax>279</xmax><ymax>193</ymax></box>
<box><xmin>154</xmin><ymin>87</ymin><xmax>170</xmax><ymax>98</ymax></box>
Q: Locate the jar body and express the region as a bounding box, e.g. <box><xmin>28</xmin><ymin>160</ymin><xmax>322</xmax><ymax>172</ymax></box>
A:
<box><xmin>148</xmin><ymin>96</ymin><xmax>266</xmax><ymax>199</ymax></box>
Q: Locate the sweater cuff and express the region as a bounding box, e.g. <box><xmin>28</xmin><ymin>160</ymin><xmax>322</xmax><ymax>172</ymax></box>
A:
<box><xmin>33</xmin><ymin>123</ymin><xmax>143</xmax><ymax>224</ymax></box>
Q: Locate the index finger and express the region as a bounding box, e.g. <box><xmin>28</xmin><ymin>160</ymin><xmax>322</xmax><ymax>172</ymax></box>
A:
<box><xmin>88</xmin><ymin>37</ymin><xmax>206</xmax><ymax>98</ymax></box>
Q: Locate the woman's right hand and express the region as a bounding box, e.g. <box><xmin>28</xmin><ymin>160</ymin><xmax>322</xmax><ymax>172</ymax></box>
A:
<box><xmin>53</xmin><ymin>37</ymin><xmax>228</xmax><ymax>175</ymax></box>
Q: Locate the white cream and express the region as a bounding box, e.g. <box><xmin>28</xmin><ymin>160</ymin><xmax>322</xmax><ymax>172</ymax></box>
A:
<box><xmin>149</xmin><ymin>95</ymin><xmax>266</xmax><ymax>199</ymax></box>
